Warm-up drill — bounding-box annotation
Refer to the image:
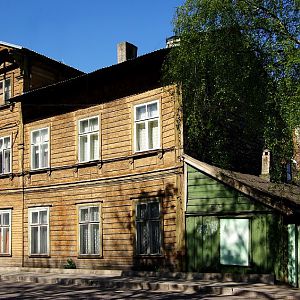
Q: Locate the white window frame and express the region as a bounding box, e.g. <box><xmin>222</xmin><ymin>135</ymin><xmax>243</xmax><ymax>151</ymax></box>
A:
<box><xmin>28</xmin><ymin>207</ymin><xmax>50</xmax><ymax>256</ymax></box>
<box><xmin>134</xmin><ymin>100</ymin><xmax>160</xmax><ymax>152</ymax></box>
<box><xmin>135</xmin><ymin>200</ymin><xmax>161</xmax><ymax>256</ymax></box>
<box><xmin>220</xmin><ymin>218</ymin><xmax>250</xmax><ymax>266</ymax></box>
<box><xmin>0</xmin><ymin>78</ymin><xmax>11</xmax><ymax>103</ymax></box>
<box><xmin>78</xmin><ymin>205</ymin><xmax>101</xmax><ymax>256</ymax></box>
<box><xmin>0</xmin><ymin>209</ymin><xmax>11</xmax><ymax>255</ymax></box>
<box><xmin>0</xmin><ymin>135</ymin><xmax>12</xmax><ymax>174</ymax></box>
<box><xmin>30</xmin><ymin>127</ymin><xmax>49</xmax><ymax>170</ymax></box>
<box><xmin>78</xmin><ymin>116</ymin><xmax>99</xmax><ymax>163</ymax></box>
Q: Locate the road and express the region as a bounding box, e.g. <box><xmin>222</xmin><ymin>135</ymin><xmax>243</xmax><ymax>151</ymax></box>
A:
<box><xmin>0</xmin><ymin>280</ymin><xmax>258</xmax><ymax>299</ymax></box>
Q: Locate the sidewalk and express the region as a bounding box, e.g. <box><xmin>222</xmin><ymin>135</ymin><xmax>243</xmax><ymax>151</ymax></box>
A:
<box><xmin>0</xmin><ymin>267</ymin><xmax>299</xmax><ymax>299</ymax></box>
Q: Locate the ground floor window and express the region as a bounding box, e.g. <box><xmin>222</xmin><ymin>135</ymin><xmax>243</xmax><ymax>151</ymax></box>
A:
<box><xmin>0</xmin><ymin>210</ymin><xmax>11</xmax><ymax>255</ymax></box>
<box><xmin>220</xmin><ymin>218</ymin><xmax>250</xmax><ymax>266</ymax></box>
<box><xmin>29</xmin><ymin>207</ymin><xmax>49</xmax><ymax>255</ymax></box>
<box><xmin>79</xmin><ymin>205</ymin><xmax>101</xmax><ymax>255</ymax></box>
<box><xmin>136</xmin><ymin>201</ymin><xmax>161</xmax><ymax>255</ymax></box>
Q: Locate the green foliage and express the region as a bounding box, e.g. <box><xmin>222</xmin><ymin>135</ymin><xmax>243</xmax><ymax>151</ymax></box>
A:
<box><xmin>64</xmin><ymin>258</ymin><xmax>76</xmax><ymax>269</ymax></box>
<box><xmin>164</xmin><ymin>0</ymin><xmax>299</xmax><ymax>179</ymax></box>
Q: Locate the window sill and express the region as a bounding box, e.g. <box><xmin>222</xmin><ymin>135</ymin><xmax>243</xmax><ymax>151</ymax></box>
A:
<box><xmin>0</xmin><ymin>253</ymin><xmax>12</xmax><ymax>257</ymax></box>
<box><xmin>135</xmin><ymin>254</ymin><xmax>164</xmax><ymax>258</ymax></box>
<box><xmin>0</xmin><ymin>173</ymin><xmax>12</xmax><ymax>179</ymax></box>
<box><xmin>29</xmin><ymin>254</ymin><xmax>50</xmax><ymax>258</ymax></box>
<box><xmin>77</xmin><ymin>254</ymin><xmax>102</xmax><ymax>259</ymax></box>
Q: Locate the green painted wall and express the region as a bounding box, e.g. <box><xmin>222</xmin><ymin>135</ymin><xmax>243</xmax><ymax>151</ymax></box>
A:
<box><xmin>186</xmin><ymin>164</ymin><xmax>284</xmax><ymax>275</ymax></box>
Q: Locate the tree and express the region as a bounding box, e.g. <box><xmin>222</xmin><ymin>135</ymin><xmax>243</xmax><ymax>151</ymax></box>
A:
<box><xmin>164</xmin><ymin>0</ymin><xmax>299</xmax><ymax>180</ymax></box>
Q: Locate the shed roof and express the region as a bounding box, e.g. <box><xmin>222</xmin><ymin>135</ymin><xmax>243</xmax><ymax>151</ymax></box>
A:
<box><xmin>182</xmin><ymin>154</ymin><xmax>300</xmax><ymax>216</ymax></box>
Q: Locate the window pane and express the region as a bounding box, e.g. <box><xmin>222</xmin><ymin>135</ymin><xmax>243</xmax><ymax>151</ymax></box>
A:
<box><xmin>136</xmin><ymin>122</ymin><xmax>146</xmax><ymax>151</ymax></box>
<box><xmin>3</xmin><ymin>150</ymin><xmax>10</xmax><ymax>173</ymax></box>
<box><xmin>136</xmin><ymin>204</ymin><xmax>147</xmax><ymax>220</ymax></box>
<box><xmin>40</xmin><ymin>144</ymin><xmax>48</xmax><ymax>168</ymax></box>
<box><xmin>148</xmin><ymin>120</ymin><xmax>159</xmax><ymax>149</ymax></box>
<box><xmin>149</xmin><ymin>220</ymin><xmax>160</xmax><ymax>254</ymax></box>
<box><xmin>32</xmin><ymin>131</ymin><xmax>39</xmax><ymax>144</ymax></box>
<box><xmin>80</xmin><ymin>208</ymin><xmax>89</xmax><ymax>222</ymax></box>
<box><xmin>31</xmin><ymin>212</ymin><xmax>39</xmax><ymax>224</ymax></box>
<box><xmin>90</xmin><ymin>224</ymin><xmax>100</xmax><ymax>254</ymax></box>
<box><xmin>136</xmin><ymin>105</ymin><xmax>146</xmax><ymax>121</ymax></box>
<box><xmin>137</xmin><ymin>222</ymin><xmax>148</xmax><ymax>255</ymax></box>
<box><xmin>147</xmin><ymin>102</ymin><xmax>158</xmax><ymax>118</ymax></box>
<box><xmin>0</xmin><ymin>82</ymin><xmax>3</xmax><ymax>95</ymax></box>
<box><xmin>79</xmin><ymin>120</ymin><xmax>89</xmax><ymax>134</ymax></box>
<box><xmin>90</xmin><ymin>207</ymin><xmax>99</xmax><ymax>222</ymax></box>
<box><xmin>40</xmin><ymin>129</ymin><xmax>49</xmax><ymax>142</ymax></box>
<box><xmin>80</xmin><ymin>224</ymin><xmax>88</xmax><ymax>254</ymax></box>
<box><xmin>31</xmin><ymin>227</ymin><xmax>39</xmax><ymax>254</ymax></box>
<box><xmin>4</xmin><ymin>79</ymin><xmax>11</xmax><ymax>100</ymax></box>
<box><xmin>3</xmin><ymin>137</ymin><xmax>10</xmax><ymax>148</ymax></box>
<box><xmin>2</xmin><ymin>227</ymin><xmax>9</xmax><ymax>254</ymax></box>
<box><xmin>148</xmin><ymin>202</ymin><xmax>159</xmax><ymax>219</ymax></box>
<box><xmin>79</xmin><ymin>135</ymin><xmax>88</xmax><ymax>162</ymax></box>
<box><xmin>2</xmin><ymin>213</ymin><xmax>9</xmax><ymax>226</ymax></box>
<box><xmin>220</xmin><ymin>219</ymin><xmax>249</xmax><ymax>266</ymax></box>
<box><xmin>32</xmin><ymin>145</ymin><xmax>39</xmax><ymax>169</ymax></box>
<box><xmin>39</xmin><ymin>211</ymin><xmax>48</xmax><ymax>224</ymax></box>
<box><xmin>40</xmin><ymin>226</ymin><xmax>48</xmax><ymax>254</ymax></box>
<box><xmin>90</xmin><ymin>134</ymin><xmax>99</xmax><ymax>160</ymax></box>
<box><xmin>0</xmin><ymin>152</ymin><xmax>3</xmax><ymax>174</ymax></box>
<box><xmin>89</xmin><ymin>118</ymin><xmax>99</xmax><ymax>131</ymax></box>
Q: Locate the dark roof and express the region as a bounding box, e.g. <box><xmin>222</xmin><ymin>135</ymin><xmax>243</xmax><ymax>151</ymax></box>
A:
<box><xmin>12</xmin><ymin>48</ymin><xmax>170</xmax><ymax>121</ymax></box>
<box><xmin>0</xmin><ymin>41</ymin><xmax>84</xmax><ymax>74</ymax></box>
<box><xmin>183</xmin><ymin>154</ymin><xmax>300</xmax><ymax>216</ymax></box>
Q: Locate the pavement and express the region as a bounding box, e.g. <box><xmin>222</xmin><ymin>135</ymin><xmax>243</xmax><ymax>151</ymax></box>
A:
<box><xmin>0</xmin><ymin>267</ymin><xmax>299</xmax><ymax>299</ymax></box>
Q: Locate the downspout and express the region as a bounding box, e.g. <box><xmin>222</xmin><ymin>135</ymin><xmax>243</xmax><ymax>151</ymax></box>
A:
<box><xmin>18</xmin><ymin>101</ymin><xmax>25</xmax><ymax>267</ymax></box>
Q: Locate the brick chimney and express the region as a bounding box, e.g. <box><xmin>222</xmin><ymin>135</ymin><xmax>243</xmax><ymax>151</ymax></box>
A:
<box><xmin>117</xmin><ymin>42</ymin><xmax>137</xmax><ymax>64</ymax></box>
<box><xmin>260</xmin><ymin>149</ymin><xmax>270</xmax><ymax>181</ymax></box>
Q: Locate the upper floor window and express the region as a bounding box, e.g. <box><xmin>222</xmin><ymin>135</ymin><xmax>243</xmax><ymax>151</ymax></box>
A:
<box><xmin>136</xmin><ymin>201</ymin><xmax>161</xmax><ymax>255</ymax></box>
<box><xmin>134</xmin><ymin>101</ymin><xmax>160</xmax><ymax>152</ymax></box>
<box><xmin>0</xmin><ymin>210</ymin><xmax>11</xmax><ymax>255</ymax></box>
<box><xmin>29</xmin><ymin>207</ymin><xmax>49</xmax><ymax>255</ymax></box>
<box><xmin>0</xmin><ymin>136</ymin><xmax>11</xmax><ymax>174</ymax></box>
<box><xmin>0</xmin><ymin>78</ymin><xmax>11</xmax><ymax>103</ymax></box>
<box><xmin>79</xmin><ymin>205</ymin><xmax>101</xmax><ymax>255</ymax></box>
<box><xmin>78</xmin><ymin>117</ymin><xmax>99</xmax><ymax>162</ymax></box>
<box><xmin>31</xmin><ymin>128</ymin><xmax>49</xmax><ymax>170</ymax></box>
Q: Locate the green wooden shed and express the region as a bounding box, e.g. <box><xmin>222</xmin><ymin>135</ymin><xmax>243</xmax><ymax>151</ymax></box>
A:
<box><xmin>182</xmin><ymin>154</ymin><xmax>300</xmax><ymax>286</ymax></box>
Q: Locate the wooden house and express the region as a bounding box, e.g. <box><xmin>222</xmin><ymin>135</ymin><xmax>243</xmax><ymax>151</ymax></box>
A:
<box><xmin>0</xmin><ymin>41</ymin><xmax>300</xmax><ymax>285</ymax></box>
<box><xmin>0</xmin><ymin>41</ymin><xmax>83</xmax><ymax>266</ymax></box>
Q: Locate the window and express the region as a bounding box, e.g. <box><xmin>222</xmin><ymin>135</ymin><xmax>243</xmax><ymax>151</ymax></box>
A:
<box><xmin>78</xmin><ymin>117</ymin><xmax>99</xmax><ymax>162</ymax></box>
<box><xmin>136</xmin><ymin>201</ymin><xmax>161</xmax><ymax>255</ymax></box>
<box><xmin>31</xmin><ymin>128</ymin><xmax>49</xmax><ymax>170</ymax></box>
<box><xmin>0</xmin><ymin>210</ymin><xmax>11</xmax><ymax>255</ymax></box>
<box><xmin>79</xmin><ymin>206</ymin><xmax>100</xmax><ymax>255</ymax></box>
<box><xmin>29</xmin><ymin>207</ymin><xmax>49</xmax><ymax>255</ymax></box>
<box><xmin>0</xmin><ymin>136</ymin><xmax>11</xmax><ymax>174</ymax></box>
<box><xmin>134</xmin><ymin>101</ymin><xmax>160</xmax><ymax>152</ymax></box>
<box><xmin>220</xmin><ymin>218</ymin><xmax>250</xmax><ymax>266</ymax></box>
<box><xmin>0</xmin><ymin>78</ymin><xmax>11</xmax><ymax>103</ymax></box>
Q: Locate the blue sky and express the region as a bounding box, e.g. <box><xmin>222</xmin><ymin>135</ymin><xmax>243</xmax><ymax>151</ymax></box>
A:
<box><xmin>1</xmin><ymin>1</ymin><xmax>183</xmax><ymax>72</ymax></box>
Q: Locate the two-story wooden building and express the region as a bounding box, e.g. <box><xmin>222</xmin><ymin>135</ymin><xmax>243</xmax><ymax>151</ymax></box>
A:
<box><xmin>1</xmin><ymin>41</ymin><xmax>300</xmax><ymax>285</ymax></box>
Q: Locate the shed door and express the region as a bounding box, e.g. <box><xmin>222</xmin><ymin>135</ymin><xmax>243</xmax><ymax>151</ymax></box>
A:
<box><xmin>186</xmin><ymin>215</ymin><xmax>219</xmax><ymax>272</ymax></box>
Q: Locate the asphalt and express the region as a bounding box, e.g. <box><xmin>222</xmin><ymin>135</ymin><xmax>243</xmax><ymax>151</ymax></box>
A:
<box><xmin>0</xmin><ymin>267</ymin><xmax>299</xmax><ymax>299</ymax></box>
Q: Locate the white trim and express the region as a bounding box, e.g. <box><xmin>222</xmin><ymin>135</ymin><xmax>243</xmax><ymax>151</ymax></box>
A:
<box><xmin>0</xmin><ymin>135</ymin><xmax>12</xmax><ymax>174</ymax></box>
<box><xmin>30</xmin><ymin>127</ymin><xmax>50</xmax><ymax>170</ymax></box>
<box><xmin>78</xmin><ymin>204</ymin><xmax>101</xmax><ymax>255</ymax></box>
<box><xmin>0</xmin><ymin>209</ymin><xmax>12</xmax><ymax>255</ymax></box>
<box><xmin>134</xmin><ymin>100</ymin><xmax>160</xmax><ymax>153</ymax></box>
<box><xmin>0</xmin><ymin>41</ymin><xmax>22</xmax><ymax>49</ymax></box>
<box><xmin>78</xmin><ymin>116</ymin><xmax>99</xmax><ymax>163</ymax></box>
<box><xmin>28</xmin><ymin>207</ymin><xmax>50</xmax><ymax>256</ymax></box>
